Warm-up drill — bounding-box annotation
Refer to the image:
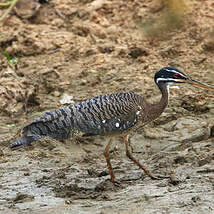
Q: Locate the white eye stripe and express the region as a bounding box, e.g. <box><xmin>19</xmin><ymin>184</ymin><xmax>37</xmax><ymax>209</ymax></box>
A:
<box><xmin>164</xmin><ymin>69</ymin><xmax>186</xmax><ymax>78</ymax></box>
<box><xmin>156</xmin><ymin>77</ymin><xmax>183</xmax><ymax>83</ymax></box>
<box><xmin>164</xmin><ymin>69</ymin><xmax>181</xmax><ymax>74</ymax></box>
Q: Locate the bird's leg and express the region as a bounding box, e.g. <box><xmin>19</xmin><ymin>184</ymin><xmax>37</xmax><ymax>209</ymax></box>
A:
<box><xmin>103</xmin><ymin>138</ymin><xmax>115</xmax><ymax>183</ymax></box>
<box><xmin>124</xmin><ymin>135</ymin><xmax>165</xmax><ymax>180</ymax></box>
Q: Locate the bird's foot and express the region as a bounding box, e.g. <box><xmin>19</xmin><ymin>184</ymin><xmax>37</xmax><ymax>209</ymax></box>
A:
<box><xmin>147</xmin><ymin>173</ymin><xmax>170</xmax><ymax>180</ymax></box>
<box><xmin>113</xmin><ymin>180</ymin><xmax>121</xmax><ymax>187</ymax></box>
<box><xmin>108</xmin><ymin>178</ymin><xmax>121</xmax><ymax>187</ymax></box>
<box><xmin>95</xmin><ymin>179</ymin><xmax>121</xmax><ymax>191</ymax></box>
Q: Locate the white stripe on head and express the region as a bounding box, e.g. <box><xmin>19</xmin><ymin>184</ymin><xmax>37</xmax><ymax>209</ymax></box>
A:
<box><xmin>164</xmin><ymin>68</ymin><xmax>187</xmax><ymax>79</ymax></box>
<box><xmin>156</xmin><ymin>77</ymin><xmax>182</xmax><ymax>83</ymax></box>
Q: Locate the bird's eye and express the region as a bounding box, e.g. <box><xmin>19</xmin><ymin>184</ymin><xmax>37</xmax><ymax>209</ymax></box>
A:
<box><xmin>174</xmin><ymin>73</ymin><xmax>181</xmax><ymax>78</ymax></box>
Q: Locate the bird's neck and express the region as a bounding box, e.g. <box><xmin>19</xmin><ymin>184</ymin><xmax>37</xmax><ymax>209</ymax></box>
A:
<box><xmin>147</xmin><ymin>84</ymin><xmax>169</xmax><ymax>122</ymax></box>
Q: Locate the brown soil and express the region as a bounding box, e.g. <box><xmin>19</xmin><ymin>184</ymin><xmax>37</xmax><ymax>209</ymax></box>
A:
<box><xmin>0</xmin><ymin>0</ymin><xmax>214</xmax><ymax>213</ymax></box>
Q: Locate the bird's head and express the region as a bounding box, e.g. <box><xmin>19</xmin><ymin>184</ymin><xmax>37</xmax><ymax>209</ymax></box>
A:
<box><xmin>154</xmin><ymin>67</ymin><xmax>214</xmax><ymax>90</ymax></box>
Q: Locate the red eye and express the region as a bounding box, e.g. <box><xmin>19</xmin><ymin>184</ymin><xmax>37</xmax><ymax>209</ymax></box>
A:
<box><xmin>174</xmin><ymin>73</ymin><xmax>180</xmax><ymax>78</ymax></box>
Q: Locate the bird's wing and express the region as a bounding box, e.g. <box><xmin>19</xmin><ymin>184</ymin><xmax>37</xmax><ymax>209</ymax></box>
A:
<box><xmin>73</xmin><ymin>92</ymin><xmax>143</xmax><ymax>136</ymax></box>
<box><xmin>21</xmin><ymin>92</ymin><xmax>144</xmax><ymax>139</ymax></box>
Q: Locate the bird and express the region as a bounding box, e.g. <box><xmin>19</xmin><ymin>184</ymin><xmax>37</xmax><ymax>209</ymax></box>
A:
<box><xmin>10</xmin><ymin>67</ymin><xmax>214</xmax><ymax>183</ymax></box>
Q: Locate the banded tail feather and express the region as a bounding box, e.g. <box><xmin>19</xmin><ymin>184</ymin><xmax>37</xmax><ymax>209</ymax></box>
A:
<box><xmin>11</xmin><ymin>135</ymin><xmax>41</xmax><ymax>150</ymax></box>
<box><xmin>10</xmin><ymin>107</ymin><xmax>75</xmax><ymax>150</ymax></box>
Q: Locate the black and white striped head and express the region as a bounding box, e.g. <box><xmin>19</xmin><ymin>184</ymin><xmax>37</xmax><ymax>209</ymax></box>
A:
<box><xmin>155</xmin><ymin>67</ymin><xmax>188</xmax><ymax>86</ymax></box>
<box><xmin>154</xmin><ymin>67</ymin><xmax>214</xmax><ymax>90</ymax></box>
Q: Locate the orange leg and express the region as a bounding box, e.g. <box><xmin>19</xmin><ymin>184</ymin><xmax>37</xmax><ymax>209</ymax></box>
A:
<box><xmin>124</xmin><ymin>135</ymin><xmax>165</xmax><ymax>180</ymax></box>
<box><xmin>103</xmin><ymin>138</ymin><xmax>115</xmax><ymax>183</ymax></box>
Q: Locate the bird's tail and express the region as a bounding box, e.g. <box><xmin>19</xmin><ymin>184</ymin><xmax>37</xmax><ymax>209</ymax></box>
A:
<box><xmin>10</xmin><ymin>135</ymin><xmax>41</xmax><ymax>150</ymax></box>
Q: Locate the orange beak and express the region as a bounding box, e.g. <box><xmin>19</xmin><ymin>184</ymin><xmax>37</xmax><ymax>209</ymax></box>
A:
<box><xmin>186</xmin><ymin>79</ymin><xmax>214</xmax><ymax>90</ymax></box>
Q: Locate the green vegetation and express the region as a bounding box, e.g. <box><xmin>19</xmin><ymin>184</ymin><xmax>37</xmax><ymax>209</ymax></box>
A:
<box><xmin>2</xmin><ymin>52</ymin><xmax>18</xmax><ymax>68</ymax></box>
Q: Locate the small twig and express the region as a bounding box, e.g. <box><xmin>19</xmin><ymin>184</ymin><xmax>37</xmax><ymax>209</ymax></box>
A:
<box><xmin>55</xmin><ymin>8</ymin><xmax>66</xmax><ymax>20</ymax></box>
<box><xmin>0</xmin><ymin>2</ymin><xmax>12</xmax><ymax>7</ymax></box>
<box><xmin>0</xmin><ymin>0</ymin><xmax>19</xmax><ymax>23</ymax></box>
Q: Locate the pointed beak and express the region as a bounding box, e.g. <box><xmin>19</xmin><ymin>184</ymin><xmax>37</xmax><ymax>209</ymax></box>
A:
<box><xmin>186</xmin><ymin>79</ymin><xmax>214</xmax><ymax>90</ymax></box>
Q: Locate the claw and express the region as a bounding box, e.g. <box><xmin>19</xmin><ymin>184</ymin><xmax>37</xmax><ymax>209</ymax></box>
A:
<box><xmin>112</xmin><ymin>180</ymin><xmax>121</xmax><ymax>187</ymax></box>
<box><xmin>149</xmin><ymin>174</ymin><xmax>170</xmax><ymax>180</ymax></box>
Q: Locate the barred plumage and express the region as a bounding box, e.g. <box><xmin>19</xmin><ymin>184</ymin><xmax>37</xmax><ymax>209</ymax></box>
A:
<box><xmin>11</xmin><ymin>67</ymin><xmax>213</xmax><ymax>183</ymax></box>
<box><xmin>11</xmin><ymin>92</ymin><xmax>147</xmax><ymax>150</ymax></box>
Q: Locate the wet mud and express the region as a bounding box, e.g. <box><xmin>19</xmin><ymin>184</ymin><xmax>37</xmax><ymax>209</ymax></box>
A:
<box><xmin>0</xmin><ymin>0</ymin><xmax>214</xmax><ymax>213</ymax></box>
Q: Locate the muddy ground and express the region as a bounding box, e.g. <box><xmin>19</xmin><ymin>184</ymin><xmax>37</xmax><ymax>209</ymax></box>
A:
<box><xmin>0</xmin><ymin>0</ymin><xmax>214</xmax><ymax>213</ymax></box>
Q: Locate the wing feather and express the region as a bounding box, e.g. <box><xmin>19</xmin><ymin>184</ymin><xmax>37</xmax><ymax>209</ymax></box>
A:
<box><xmin>74</xmin><ymin>92</ymin><xmax>143</xmax><ymax>136</ymax></box>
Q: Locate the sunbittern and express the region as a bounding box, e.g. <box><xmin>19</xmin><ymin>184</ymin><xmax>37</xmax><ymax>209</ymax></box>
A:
<box><xmin>11</xmin><ymin>67</ymin><xmax>214</xmax><ymax>183</ymax></box>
